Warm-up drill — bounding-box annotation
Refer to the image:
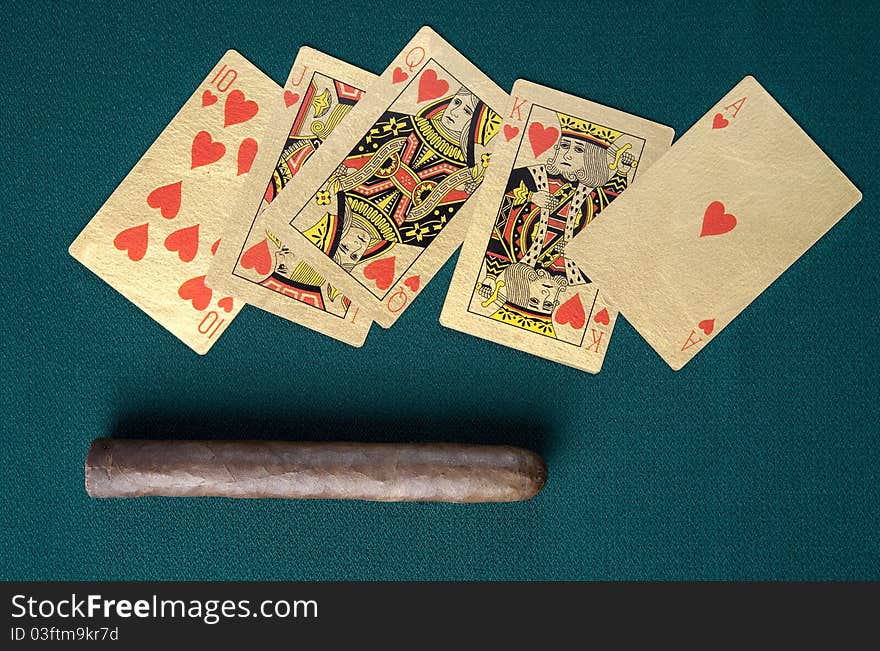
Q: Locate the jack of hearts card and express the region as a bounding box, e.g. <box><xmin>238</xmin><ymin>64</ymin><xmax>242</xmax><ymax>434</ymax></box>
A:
<box><xmin>440</xmin><ymin>80</ymin><xmax>674</xmax><ymax>373</ymax></box>
<box><xmin>69</xmin><ymin>50</ymin><xmax>279</xmax><ymax>354</ymax></box>
<box><xmin>567</xmin><ymin>76</ymin><xmax>862</xmax><ymax>370</ymax></box>
<box><xmin>257</xmin><ymin>27</ymin><xmax>509</xmax><ymax>328</ymax></box>
<box><xmin>207</xmin><ymin>48</ymin><xmax>377</xmax><ymax>346</ymax></box>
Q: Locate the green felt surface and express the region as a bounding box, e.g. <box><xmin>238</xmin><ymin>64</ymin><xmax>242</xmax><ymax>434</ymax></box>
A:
<box><xmin>2</xmin><ymin>0</ymin><xmax>878</xmax><ymax>580</ymax></box>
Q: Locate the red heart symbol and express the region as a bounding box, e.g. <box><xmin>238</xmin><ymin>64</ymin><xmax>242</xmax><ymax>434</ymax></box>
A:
<box><xmin>240</xmin><ymin>239</ymin><xmax>272</xmax><ymax>276</ymax></box>
<box><xmin>700</xmin><ymin>201</ymin><xmax>737</xmax><ymax>237</ymax></box>
<box><xmin>503</xmin><ymin>124</ymin><xmax>520</xmax><ymax>142</ymax></box>
<box><xmin>191</xmin><ymin>130</ymin><xmax>225</xmax><ymax>169</ymax></box>
<box><xmin>164</xmin><ymin>224</ymin><xmax>200</xmax><ymax>262</ymax></box>
<box><xmin>224</xmin><ymin>89</ymin><xmax>259</xmax><ymax>127</ymax></box>
<box><xmin>417</xmin><ymin>69</ymin><xmax>449</xmax><ymax>103</ymax></box>
<box><xmin>712</xmin><ymin>113</ymin><xmax>729</xmax><ymax>129</ymax></box>
<box><xmin>113</xmin><ymin>223</ymin><xmax>149</xmax><ymax>262</ymax></box>
<box><xmin>392</xmin><ymin>67</ymin><xmax>408</xmax><ymax>84</ymax></box>
<box><xmin>237</xmin><ymin>137</ymin><xmax>258</xmax><ymax>176</ymax></box>
<box><xmin>217</xmin><ymin>296</ymin><xmax>234</xmax><ymax>313</ymax></box>
<box><xmin>554</xmin><ymin>293</ymin><xmax>585</xmax><ymax>329</ymax></box>
<box><xmin>403</xmin><ymin>275</ymin><xmax>420</xmax><ymax>292</ymax></box>
<box><xmin>528</xmin><ymin>122</ymin><xmax>559</xmax><ymax>158</ymax></box>
<box><xmin>593</xmin><ymin>307</ymin><xmax>610</xmax><ymax>325</ymax></box>
<box><xmin>211</xmin><ymin>239</ymin><xmax>221</xmax><ymax>255</ymax></box>
<box><xmin>363</xmin><ymin>256</ymin><xmax>396</xmax><ymax>290</ymax></box>
<box><xmin>202</xmin><ymin>90</ymin><xmax>218</xmax><ymax>107</ymax></box>
<box><xmin>283</xmin><ymin>90</ymin><xmax>300</xmax><ymax>107</ymax></box>
<box><xmin>699</xmin><ymin>319</ymin><xmax>715</xmax><ymax>335</ymax></box>
<box><xmin>146</xmin><ymin>181</ymin><xmax>182</xmax><ymax>219</ymax></box>
<box><xmin>178</xmin><ymin>275</ymin><xmax>212</xmax><ymax>311</ymax></box>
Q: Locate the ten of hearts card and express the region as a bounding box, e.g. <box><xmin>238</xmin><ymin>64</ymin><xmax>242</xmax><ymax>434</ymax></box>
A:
<box><xmin>69</xmin><ymin>50</ymin><xmax>279</xmax><ymax>354</ymax></box>
<box><xmin>207</xmin><ymin>47</ymin><xmax>377</xmax><ymax>346</ymax></box>
<box><xmin>567</xmin><ymin>76</ymin><xmax>862</xmax><ymax>370</ymax></box>
<box><xmin>256</xmin><ymin>27</ymin><xmax>509</xmax><ymax>328</ymax></box>
<box><xmin>440</xmin><ymin>80</ymin><xmax>674</xmax><ymax>372</ymax></box>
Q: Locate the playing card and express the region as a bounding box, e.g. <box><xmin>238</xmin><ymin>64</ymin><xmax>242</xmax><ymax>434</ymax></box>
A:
<box><xmin>257</xmin><ymin>27</ymin><xmax>508</xmax><ymax>327</ymax></box>
<box><xmin>567</xmin><ymin>76</ymin><xmax>862</xmax><ymax>370</ymax></box>
<box><xmin>440</xmin><ymin>80</ymin><xmax>674</xmax><ymax>372</ymax></box>
<box><xmin>69</xmin><ymin>50</ymin><xmax>279</xmax><ymax>354</ymax></box>
<box><xmin>206</xmin><ymin>48</ymin><xmax>376</xmax><ymax>346</ymax></box>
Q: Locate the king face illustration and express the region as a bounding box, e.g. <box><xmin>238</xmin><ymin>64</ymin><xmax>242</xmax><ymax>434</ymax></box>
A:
<box><xmin>476</xmin><ymin>111</ymin><xmax>639</xmax><ymax>338</ymax></box>
<box><xmin>301</xmin><ymin>84</ymin><xmax>501</xmax><ymax>277</ymax></box>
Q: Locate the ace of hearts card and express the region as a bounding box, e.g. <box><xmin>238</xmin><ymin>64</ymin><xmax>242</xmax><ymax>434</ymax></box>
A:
<box><xmin>256</xmin><ymin>27</ymin><xmax>509</xmax><ymax>327</ymax></box>
<box><xmin>69</xmin><ymin>50</ymin><xmax>279</xmax><ymax>354</ymax></box>
<box><xmin>207</xmin><ymin>47</ymin><xmax>377</xmax><ymax>347</ymax></box>
<box><xmin>567</xmin><ymin>76</ymin><xmax>862</xmax><ymax>370</ymax></box>
<box><xmin>440</xmin><ymin>80</ymin><xmax>674</xmax><ymax>373</ymax></box>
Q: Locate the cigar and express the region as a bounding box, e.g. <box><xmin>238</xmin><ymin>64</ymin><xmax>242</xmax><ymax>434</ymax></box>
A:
<box><xmin>85</xmin><ymin>439</ymin><xmax>546</xmax><ymax>503</ymax></box>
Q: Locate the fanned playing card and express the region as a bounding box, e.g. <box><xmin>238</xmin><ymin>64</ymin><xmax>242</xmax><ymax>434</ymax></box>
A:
<box><xmin>440</xmin><ymin>80</ymin><xmax>674</xmax><ymax>372</ymax></box>
<box><xmin>567</xmin><ymin>76</ymin><xmax>862</xmax><ymax>370</ymax></box>
<box><xmin>207</xmin><ymin>48</ymin><xmax>376</xmax><ymax>346</ymax></box>
<box><xmin>69</xmin><ymin>50</ymin><xmax>279</xmax><ymax>354</ymax></box>
<box><xmin>257</xmin><ymin>27</ymin><xmax>509</xmax><ymax>327</ymax></box>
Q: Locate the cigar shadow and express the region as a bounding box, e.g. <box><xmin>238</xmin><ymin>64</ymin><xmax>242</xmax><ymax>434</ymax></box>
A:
<box><xmin>110</xmin><ymin>411</ymin><xmax>551</xmax><ymax>458</ymax></box>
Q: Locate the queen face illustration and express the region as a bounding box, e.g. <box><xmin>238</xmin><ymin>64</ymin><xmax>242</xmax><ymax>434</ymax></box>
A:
<box><xmin>335</xmin><ymin>221</ymin><xmax>373</xmax><ymax>269</ymax></box>
<box><xmin>442</xmin><ymin>88</ymin><xmax>478</xmax><ymax>135</ymax></box>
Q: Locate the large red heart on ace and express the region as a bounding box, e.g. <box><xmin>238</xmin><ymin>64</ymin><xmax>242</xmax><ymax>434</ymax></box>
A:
<box><xmin>224</xmin><ymin>89</ymin><xmax>259</xmax><ymax>127</ymax></box>
<box><xmin>700</xmin><ymin>201</ymin><xmax>737</xmax><ymax>237</ymax></box>
<box><xmin>528</xmin><ymin>122</ymin><xmax>559</xmax><ymax>158</ymax></box>
<box><xmin>417</xmin><ymin>69</ymin><xmax>449</xmax><ymax>103</ymax></box>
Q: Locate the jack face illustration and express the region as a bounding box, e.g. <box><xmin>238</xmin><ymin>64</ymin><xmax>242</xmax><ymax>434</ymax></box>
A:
<box><xmin>474</xmin><ymin>111</ymin><xmax>639</xmax><ymax>339</ymax></box>
<box><xmin>335</xmin><ymin>220</ymin><xmax>373</xmax><ymax>270</ymax></box>
<box><xmin>233</xmin><ymin>74</ymin><xmax>366</xmax><ymax>316</ymax></box>
<box><xmin>301</xmin><ymin>82</ymin><xmax>501</xmax><ymax>280</ymax></box>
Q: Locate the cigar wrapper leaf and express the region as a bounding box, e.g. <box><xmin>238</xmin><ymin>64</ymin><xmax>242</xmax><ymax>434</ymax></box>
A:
<box><xmin>85</xmin><ymin>439</ymin><xmax>547</xmax><ymax>503</ymax></box>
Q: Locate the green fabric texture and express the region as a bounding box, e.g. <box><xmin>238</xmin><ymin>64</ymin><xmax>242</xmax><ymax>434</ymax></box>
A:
<box><xmin>2</xmin><ymin>0</ymin><xmax>878</xmax><ymax>580</ymax></box>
